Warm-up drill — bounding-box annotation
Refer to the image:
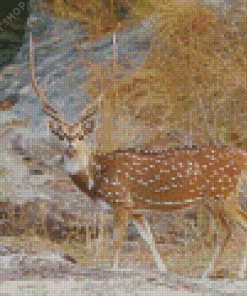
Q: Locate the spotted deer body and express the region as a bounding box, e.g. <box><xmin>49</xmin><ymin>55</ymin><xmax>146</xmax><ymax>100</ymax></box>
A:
<box><xmin>68</xmin><ymin>145</ymin><xmax>246</xmax><ymax>210</ymax></box>
<box><xmin>30</xmin><ymin>34</ymin><xmax>247</xmax><ymax>278</ymax></box>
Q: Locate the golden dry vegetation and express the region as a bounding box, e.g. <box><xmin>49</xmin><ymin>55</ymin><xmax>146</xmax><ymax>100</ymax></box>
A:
<box><xmin>86</xmin><ymin>0</ymin><xmax>247</xmax><ymax>154</ymax></box>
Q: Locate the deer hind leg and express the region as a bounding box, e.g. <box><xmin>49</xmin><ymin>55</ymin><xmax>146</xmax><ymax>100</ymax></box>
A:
<box><xmin>233</xmin><ymin>208</ymin><xmax>247</xmax><ymax>279</ymax></box>
<box><xmin>132</xmin><ymin>214</ymin><xmax>167</xmax><ymax>273</ymax></box>
<box><xmin>203</xmin><ymin>194</ymin><xmax>247</xmax><ymax>279</ymax></box>
<box><xmin>221</xmin><ymin>194</ymin><xmax>247</xmax><ymax>279</ymax></box>
<box><xmin>201</xmin><ymin>215</ymin><xmax>232</xmax><ymax>278</ymax></box>
<box><xmin>112</xmin><ymin>207</ymin><xmax>130</xmax><ymax>270</ymax></box>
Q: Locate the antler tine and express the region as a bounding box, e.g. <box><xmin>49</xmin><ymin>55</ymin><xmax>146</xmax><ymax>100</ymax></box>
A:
<box><xmin>78</xmin><ymin>31</ymin><xmax>118</xmax><ymax>131</ymax></box>
<box><xmin>80</xmin><ymin>92</ymin><xmax>105</xmax><ymax>121</ymax></box>
<box><xmin>69</xmin><ymin>92</ymin><xmax>105</xmax><ymax>139</ymax></box>
<box><xmin>29</xmin><ymin>33</ymin><xmax>66</xmax><ymax>126</ymax></box>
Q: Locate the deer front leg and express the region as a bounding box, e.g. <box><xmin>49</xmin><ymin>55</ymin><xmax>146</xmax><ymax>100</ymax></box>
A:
<box><xmin>132</xmin><ymin>214</ymin><xmax>167</xmax><ymax>273</ymax></box>
<box><xmin>202</xmin><ymin>233</ymin><xmax>231</xmax><ymax>278</ymax></box>
<box><xmin>239</xmin><ymin>252</ymin><xmax>247</xmax><ymax>279</ymax></box>
<box><xmin>112</xmin><ymin>207</ymin><xmax>130</xmax><ymax>270</ymax></box>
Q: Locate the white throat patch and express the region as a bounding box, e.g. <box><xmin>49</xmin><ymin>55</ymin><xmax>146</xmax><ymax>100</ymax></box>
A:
<box><xmin>63</xmin><ymin>156</ymin><xmax>82</xmax><ymax>175</ymax></box>
<box><xmin>63</xmin><ymin>153</ymin><xmax>90</xmax><ymax>175</ymax></box>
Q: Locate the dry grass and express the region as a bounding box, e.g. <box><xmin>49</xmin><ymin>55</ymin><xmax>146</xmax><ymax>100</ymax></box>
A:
<box><xmin>1</xmin><ymin>198</ymin><xmax>246</xmax><ymax>277</ymax></box>
<box><xmin>87</xmin><ymin>0</ymin><xmax>247</xmax><ymax>151</ymax></box>
<box><xmin>0</xmin><ymin>200</ymin><xmax>219</xmax><ymax>274</ymax></box>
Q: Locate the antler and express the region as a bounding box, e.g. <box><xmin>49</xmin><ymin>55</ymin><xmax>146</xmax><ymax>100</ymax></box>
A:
<box><xmin>29</xmin><ymin>33</ymin><xmax>67</xmax><ymax>128</ymax></box>
<box><xmin>29</xmin><ymin>33</ymin><xmax>106</xmax><ymax>140</ymax></box>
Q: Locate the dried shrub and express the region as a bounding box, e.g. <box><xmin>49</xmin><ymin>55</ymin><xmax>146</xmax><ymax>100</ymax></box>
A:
<box><xmin>87</xmin><ymin>0</ymin><xmax>247</xmax><ymax>151</ymax></box>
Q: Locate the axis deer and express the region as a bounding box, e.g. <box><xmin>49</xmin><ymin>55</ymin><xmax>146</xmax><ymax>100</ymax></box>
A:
<box><xmin>29</xmin><ymin>35</ymin><xmax>247</xmax><ymax>278</ymax></box>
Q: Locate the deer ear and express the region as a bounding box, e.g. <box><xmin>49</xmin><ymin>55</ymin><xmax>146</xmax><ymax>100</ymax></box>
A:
<box><xmin>83</xmin><ymin>118</ymin><xmax>95</xmax><ymax>136</ymax></box>
<box><xmin>49</xmin><ymin>120</ymin><xmax>56</xmax><ymax>134</ymax></box>
<box><xmin>49</xmin><ymin>120</ymin><xmax>57</xmax><ymax>134</ymax></box>
<box><xmin>48</xmin><ymin>120</ymin><xmax>63</xmax><ymax>138</ymax></box>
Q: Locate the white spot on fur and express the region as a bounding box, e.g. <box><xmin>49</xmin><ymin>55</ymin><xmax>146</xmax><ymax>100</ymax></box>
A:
<box><xmin>88</xmin><ymin>178</ymin><xmax>94</xmax><ymax>190</ymax></box>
